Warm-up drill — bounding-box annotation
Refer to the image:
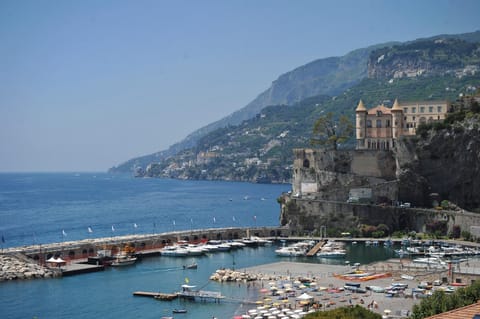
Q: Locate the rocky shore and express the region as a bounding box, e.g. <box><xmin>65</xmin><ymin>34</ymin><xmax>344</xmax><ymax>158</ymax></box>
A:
<box><xmin>0</xmin><ymin>254</ymin><xmax>59</xmax><ymax>281</ymax></box>
<box><xmin>210</xmin><ymin>268</ymin><xmax>273</xmax><ymax>282</ymax></box>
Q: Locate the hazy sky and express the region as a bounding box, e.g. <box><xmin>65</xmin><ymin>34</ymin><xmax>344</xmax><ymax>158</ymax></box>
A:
<box><xmin>1</xmin><ymin>0</ymin><xmax>479</xmax><ymax>172</ymax></box>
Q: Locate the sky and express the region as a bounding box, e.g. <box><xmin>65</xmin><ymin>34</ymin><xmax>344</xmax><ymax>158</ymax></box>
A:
<box><xmin>1</xmin><ymin>0</ymin><xmax>480</xmax><ymax>172</ymax></box>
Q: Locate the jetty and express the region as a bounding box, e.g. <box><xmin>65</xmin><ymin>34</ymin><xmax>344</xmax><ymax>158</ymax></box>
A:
<box><xmin>306</xmin><ymin>240</ymin><xmax>326</xmax><ymax>256</ymax></box>
<box><xmin>133</xmin><ymin>291</ymin><xmax>178</xmax><ymax>300</ymax></box>
<box><xmin>177</xmin><ymin>284</ymin><xmax>224</xmax><ymax>303</ymax></box>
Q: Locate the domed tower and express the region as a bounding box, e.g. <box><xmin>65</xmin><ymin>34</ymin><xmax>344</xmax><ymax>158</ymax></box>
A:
<box><xmin>391</xmin><ymin>98</ymin><xmax>403</xmax><ymax>142</ymax></box>
<box><xmin>355</xmin><ymin>100</ymin><xmax>367</xmax><ymax>149</ymax></box>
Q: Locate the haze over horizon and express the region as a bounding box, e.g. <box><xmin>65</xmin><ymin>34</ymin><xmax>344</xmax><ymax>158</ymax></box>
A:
<box><xmin>1</xmin><ymin>0</ymin><xmax>480</xmax><ymax>172</ymax></box>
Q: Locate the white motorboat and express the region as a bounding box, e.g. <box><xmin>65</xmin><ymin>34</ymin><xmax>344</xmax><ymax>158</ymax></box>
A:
<box><xmin>275</xmin><ymin>246</ymin><xmax>305</xmax><ymax>257</ymax></box>
<box><xmin>111</xmin><ymin>254</ymin><xmax>137</xmax><ymax>266</ymax></box>
<box><xmin>316</xmin><ymin>249</ymin><xmax>346</xmax><ymax>258</ymax></box>
<box><xmin>161</xmin><ymin>246</ymin><xmax>189</xmax><ymax>257</ymax></box>
<box><xmin>412</xmin><ymin>256</ymin><xmax>447</xmax><ymax>268</ymax></box>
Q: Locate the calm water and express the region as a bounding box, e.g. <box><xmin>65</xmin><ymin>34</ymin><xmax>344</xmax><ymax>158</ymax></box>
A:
<box><xmin>0</xmin><ymin>173</ymin><xmax>397</xmax><ymax>319</ymax></box>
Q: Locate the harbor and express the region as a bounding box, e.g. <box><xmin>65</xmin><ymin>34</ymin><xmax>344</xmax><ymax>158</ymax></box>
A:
<box><xmin>3</xmin><ymin>232</ymin><xmax>480</xmax><ymax>318</ymax></box>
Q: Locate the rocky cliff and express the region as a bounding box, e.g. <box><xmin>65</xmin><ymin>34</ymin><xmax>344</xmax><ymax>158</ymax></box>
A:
<box><xmin>395</xmin><ymin>117</ymin><xmax>480</xmax><ymax>211</ymax></box>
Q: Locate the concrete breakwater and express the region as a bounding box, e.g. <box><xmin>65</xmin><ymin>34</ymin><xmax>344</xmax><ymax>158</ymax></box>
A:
<box><xmin>0</xmin><ymin>254</ymin><xmax>60</xmax><ymax>281</ymax></box>
<box><xmin>0</xmin><ymin>226</ymin><xmax>287</xmax><ymax>281</ymax></box>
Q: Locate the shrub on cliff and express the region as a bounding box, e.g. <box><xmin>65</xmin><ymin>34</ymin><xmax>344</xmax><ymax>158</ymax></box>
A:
<box><xmin>304</xmin><ymin>305</ymin><xmax>381</xmax><ymax>319</ymax></box>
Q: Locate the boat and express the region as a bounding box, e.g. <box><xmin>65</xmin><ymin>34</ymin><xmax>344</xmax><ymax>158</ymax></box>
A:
<box><xmin>173</xmin><ymin>310</ymin><xmax>187</xmax><ymax>314</ymax></box>
<box><xmin>275</xmin><ymin>246</ymin><xmax>305</xmax><ymax>257</ymax></box>
<box><xmin>111</xmin><ymin>254</ymin><xmax>137</xmax><ymax>267</ymax></box>
<box><xmin>412</xmin><ymin>256</ymin><xmax>447</xmax><ymax>268</ymax></box>
<box><xmin>161</xmin><ymin>246</ymin><xmax>189</xmax><ymax>257</ymax></box>
<box><xmin>317</xmin><ymin>250</ymin><xmax>346</xmax><ymax>258</ymax></box>
<box><xmin>184</xmin><ymin>262</ymin><xmax>198</xmax><ymax>269</ymax></box>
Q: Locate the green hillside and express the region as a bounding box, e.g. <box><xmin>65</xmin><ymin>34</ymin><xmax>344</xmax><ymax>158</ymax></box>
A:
<box><xmin>140</xmin><ymin>74</ymin><xmax>480</xmax><ymax>182</ymax></box>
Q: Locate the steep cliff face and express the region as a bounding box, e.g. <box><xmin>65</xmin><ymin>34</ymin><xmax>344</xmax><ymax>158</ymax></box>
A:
<box><xmin>395</xmin><ymin>118</ymin><xmax>480</xmax><ymax>210</ymax></box>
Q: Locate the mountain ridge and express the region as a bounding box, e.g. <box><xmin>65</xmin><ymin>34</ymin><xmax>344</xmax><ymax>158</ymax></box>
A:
<box><xmin>110</xmin><ymin>30</ymin><xmax>480</xmax><ymax>174</ymax></box>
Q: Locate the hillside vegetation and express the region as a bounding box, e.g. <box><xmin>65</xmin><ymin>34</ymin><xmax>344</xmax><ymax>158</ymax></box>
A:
<box><xmin>136</xmin><ymin>74</ymin><xmax>480</xmax><ymax>182</ymax></box>
<box><xmin>109</xmin><ymin>32</ymin><xmax>480</xmax><ymax>183</ymax></box>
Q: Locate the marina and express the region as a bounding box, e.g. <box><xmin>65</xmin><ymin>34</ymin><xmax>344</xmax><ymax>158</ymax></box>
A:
<box><xmin>2</xmin><ymin>174</ymin><xmax>480</xmax><ymax>319</ymax></box>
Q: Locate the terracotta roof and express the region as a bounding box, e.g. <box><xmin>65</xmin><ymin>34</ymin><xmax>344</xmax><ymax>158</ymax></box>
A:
<box><xmin>367</xmin><ymin>104</ymin><xmax>392</xmax><ymax>115</ymax></box>
<box><xmin>425</xmin><ymin>301</ymin><xmax>480</xmax><ymax>319</ymax></box>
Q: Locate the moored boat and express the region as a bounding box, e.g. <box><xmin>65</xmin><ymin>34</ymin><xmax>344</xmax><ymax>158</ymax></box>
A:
<box><xmin>111</xmin><ymin>254</ymin><xmax>137</xmax><ymax>267</ymax></box>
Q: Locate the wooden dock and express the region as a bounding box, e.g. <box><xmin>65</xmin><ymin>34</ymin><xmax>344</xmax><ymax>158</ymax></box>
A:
<box><xmin>133</xmin><ymin>291</ymin><xmax>178</xmax><ymax>300</ymax></box>
<box><xmin>306</xmin><ymin>240</ymin><xmax>326</xmax><ymax>257</ymax></box>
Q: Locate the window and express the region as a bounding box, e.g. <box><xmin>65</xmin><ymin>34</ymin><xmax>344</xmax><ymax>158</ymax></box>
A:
<box><xmin>366</xmin><ymin>120</ymin><xmax>372</xmax><ymax>128</ymax></box>
<box><xmin>376</xmin><ymin>110</ymin><xmax>382</xmax><ymax>116</ymax></box>
<box><xmin>376</xmin><ymin>119</ymin><xmax>382</xmax><ymax>128</ymax></box>
<box><xmin>303</xmin><ymin>159</ymin><xmax>310</xmax><ymax>168</ymax></box>
<box><xmin>437</xmin><ymin>106</ymin><xmax>442</xmax><ymax>113</ymax></box>
<box><xmin>420</xmin><ymin>106</ymin><xmax>425</xmax><ymax>113</ymax></box>
<box><xmin>386</xmin><ymin>119</ymin><xmax>391</xmax><ymax>127</ymax></box>
<box><xmin>412</xmin><ymin>107</ymin><xmax>416</xmax><ymax>113</ymax></box>
<box><xmin>429</xmin><ymin>106</ymin><xmax>433</xmax><ymax>112</ymax></box>
<box><xmin>403</xmin><ymin>108</ymin><xmax>408</xmax><ymax>113</ymax></box>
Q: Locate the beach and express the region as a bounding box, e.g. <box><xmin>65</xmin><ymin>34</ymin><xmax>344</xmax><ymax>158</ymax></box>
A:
<box><xmin>232</xmin><ymin>261</ymin><xmax>421</xmax><ymax>318</ymax></box>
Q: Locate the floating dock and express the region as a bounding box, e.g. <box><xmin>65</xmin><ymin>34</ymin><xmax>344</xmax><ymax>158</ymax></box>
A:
<box><xmin>61</xmin><ymin>263</ymin><xmax>105</xmax><ymax>276</ymax></box>
<box><xmin>133</xmin><ymin>291</ymin><xmax>178</xmax><ymax>300</ymax></box>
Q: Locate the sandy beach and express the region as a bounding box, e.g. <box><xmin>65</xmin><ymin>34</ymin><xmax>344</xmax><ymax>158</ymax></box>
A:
<box><xmin>233</xmin><ymin>260</ymin><xmax>423</xmax><ymax>318</ymax></box>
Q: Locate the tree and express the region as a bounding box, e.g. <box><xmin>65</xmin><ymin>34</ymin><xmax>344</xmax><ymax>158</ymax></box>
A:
<box><xmin>311</xmin><ymin>112</ymin><xmax>354</xmax><ymax>150</ymax></box>
<box><xmin>304</xmin><ymin>305</ymin><xmax>381</xmax><ymax>319</ymax></box>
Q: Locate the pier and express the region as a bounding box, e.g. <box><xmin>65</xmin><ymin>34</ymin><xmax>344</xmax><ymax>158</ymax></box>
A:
<box><xmin>133</xmin><ymin>291</ymin><xmax>178</xmax><ymax>300</ymax></box>
<box><xmin>306</xmin><ymin>240</ymin><xmax>326</xmax><ymax>256</ymax></box>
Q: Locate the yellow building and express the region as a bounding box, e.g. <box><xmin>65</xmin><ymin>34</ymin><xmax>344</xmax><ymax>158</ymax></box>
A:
<box><xmin>355</xmin><ymin>99</ymin><xmax>449</xmax><ymax>150</ymax></box>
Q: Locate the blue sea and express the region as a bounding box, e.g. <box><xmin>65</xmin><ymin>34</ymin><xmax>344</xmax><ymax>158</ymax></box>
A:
<box><xmin>0</xmin><ymin>173</ymin><xmax>396</xmax><ymax>319</ymax></box>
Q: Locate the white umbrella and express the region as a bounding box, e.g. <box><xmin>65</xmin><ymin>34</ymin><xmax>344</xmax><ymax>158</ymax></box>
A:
<box><xmin>296</xmin><ymin>293</ymin><xmax>313</xmax><ymax>300</ymax></box>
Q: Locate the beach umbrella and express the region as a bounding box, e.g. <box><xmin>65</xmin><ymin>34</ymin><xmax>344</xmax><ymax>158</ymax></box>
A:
<box><xmin>384</xmin><ymin>309</ymin><xmax>392</xmax><ymax>314</ymax></box>
<box><xmin>256</xmin><ymin>301</ymin><xmax>264</xmax><ymax>305</ymax></box>
<box><xmin>296</xmin><ymin>293</ymin><xmax>313</xmax><ymax>300</ymax></box>
<box><xmin>260</xmin><ymin>288</ymin><xmax>269</xmax><ymax>293</ymax></box>
<box><xmin>233</xmin><ymin>316</ymin><xmax>243</xmax><ymax>319</ymax></box>
<box><xmin>241</xmin><ymin>315</ymin><xmax>251</xmax><ymax>319</ymax></box>
<box><xmin>268</xmin><ymin>281</ymin><xmax>276</xmax><ymax>286</ymax></box>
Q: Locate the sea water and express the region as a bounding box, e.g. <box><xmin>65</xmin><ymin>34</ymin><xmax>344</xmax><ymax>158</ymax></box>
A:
<box><xmin>0</xmin><ymin>173</ymin><xmax>396</xmax><ymax>319</ymax></box>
